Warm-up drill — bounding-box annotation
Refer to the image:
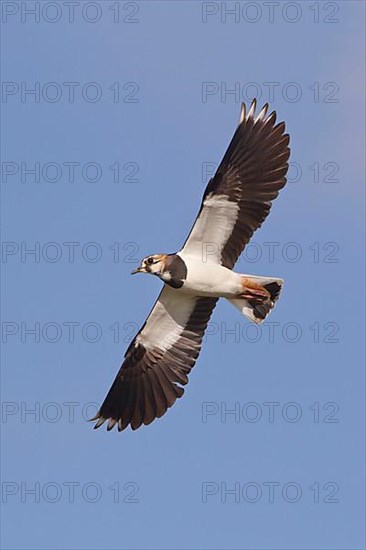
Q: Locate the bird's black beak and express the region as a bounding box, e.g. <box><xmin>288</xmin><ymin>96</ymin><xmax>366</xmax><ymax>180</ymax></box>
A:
<box><xmin>131</xmin><ymin>266</ymin><xmax>145</xmax><ymax>275</ymax></box>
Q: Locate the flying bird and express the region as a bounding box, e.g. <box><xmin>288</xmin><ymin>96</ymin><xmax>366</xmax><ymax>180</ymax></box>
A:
<box><xmin>92</xmin><ymin>99</ymin><xmax>290</xmax><ymax>432</ymax></box>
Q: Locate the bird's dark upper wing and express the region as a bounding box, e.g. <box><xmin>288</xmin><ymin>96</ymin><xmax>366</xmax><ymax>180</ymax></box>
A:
<box><xmin>181</xmin><ymin>100</ymin><xmax>290</xmax><ymax>269</ymax></box>
<box><xmin>92</xmin><ymin>287</ymin><xmax>217</xmax><ymax>431</ymax></box>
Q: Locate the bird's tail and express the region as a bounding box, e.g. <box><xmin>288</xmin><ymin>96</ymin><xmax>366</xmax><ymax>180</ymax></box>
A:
<box><xmin>227</xmin><ymin>276</ymin><xmax>284</xmax><ymax>324</ymax></box>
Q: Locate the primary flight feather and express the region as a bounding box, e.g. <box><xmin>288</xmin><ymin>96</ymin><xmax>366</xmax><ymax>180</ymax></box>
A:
<box><xmin>92</xmin><ymin>99</ymin><xmax>290</xmax><ymax>432</ymax></box>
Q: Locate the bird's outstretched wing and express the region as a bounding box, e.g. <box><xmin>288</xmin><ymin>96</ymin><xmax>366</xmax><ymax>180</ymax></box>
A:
<box><xmin>92</xmin><ymin>287</ymin><xmax>217</xmax><ymax>431</ymax></box>
<box><xmin>181</xmin><ymin>100</ymin><xmax>290</xmax><ymax>269</ymax></box>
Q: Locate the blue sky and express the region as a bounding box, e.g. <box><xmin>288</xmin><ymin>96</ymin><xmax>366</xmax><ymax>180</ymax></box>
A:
<box><xmin>1</xmin><ymin>1</ymin><xmax>365</xmax><ymax>549</ymax></box>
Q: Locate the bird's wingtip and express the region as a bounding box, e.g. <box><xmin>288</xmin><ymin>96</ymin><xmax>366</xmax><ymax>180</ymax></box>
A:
<box><xmin>240</xmin><ymin>98</ymin><xmax>272</xmax><ymax>125</ymax></box>
<box><xmin>238</xmin><ymin>102</ymin><xmax>246</xmax><ymax>125</ymax></box>
<box><xmin>247</xmin><ymin>98</ymin><xmax>257</xmax><ymax>119</ymax></box>
<box><xmin>92</xmin><ymin>415</ymin><xmax>107</xmax><ymax>429</ymax></box>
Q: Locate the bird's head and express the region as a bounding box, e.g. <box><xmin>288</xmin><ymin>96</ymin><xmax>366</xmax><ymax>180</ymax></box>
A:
<box><xmin>131</xmin><ymin>254</ymin><xmax>167</xmax><ymax>277</ymax></box>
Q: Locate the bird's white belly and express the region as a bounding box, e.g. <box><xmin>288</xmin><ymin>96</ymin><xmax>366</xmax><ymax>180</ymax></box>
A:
<box><xmin>177</xmin><ymin>254</ymin><xmax>241</xmax><ymax>297</ymax></box>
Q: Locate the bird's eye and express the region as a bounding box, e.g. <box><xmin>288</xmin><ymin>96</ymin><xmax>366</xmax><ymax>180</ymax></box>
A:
<box><xmin>146</xmin><ymin>257</ymin><xmax>154</xmax><ymax>265</ymax></box>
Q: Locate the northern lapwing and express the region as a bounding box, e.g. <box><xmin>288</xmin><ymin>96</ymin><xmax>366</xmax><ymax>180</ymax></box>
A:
<box><xmin>92</xmin><ymin>99</ymin><xmax>290</xmax><ymax>432</ymax></box>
